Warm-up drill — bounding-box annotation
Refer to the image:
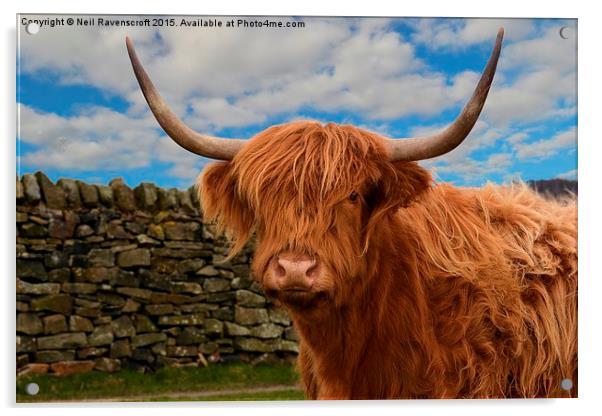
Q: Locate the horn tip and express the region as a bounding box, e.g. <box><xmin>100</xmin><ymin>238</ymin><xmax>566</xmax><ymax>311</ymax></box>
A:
<box><xmin>497</xmin><ymin>27</ymin><xmax>505</xmax><ymax>40</ymax></box>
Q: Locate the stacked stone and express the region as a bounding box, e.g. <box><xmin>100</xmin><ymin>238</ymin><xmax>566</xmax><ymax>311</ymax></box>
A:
<box><xmin>16</xmin><ymin>172</ymin><xmax>298</xmax><ymax>377</ymax></box>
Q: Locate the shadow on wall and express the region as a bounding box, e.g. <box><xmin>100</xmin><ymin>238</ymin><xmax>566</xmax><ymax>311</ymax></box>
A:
<box><xmin>16</xmin><ymin>172</ymin><xmax>298</xmax><ymax>378</ymax></box>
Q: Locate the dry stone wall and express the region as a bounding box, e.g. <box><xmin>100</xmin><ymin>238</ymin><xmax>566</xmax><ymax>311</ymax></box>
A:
<box><xmin>16</xmin><ymin>172</ymin><xmax>298</xmax><ymax>376</ymax></box>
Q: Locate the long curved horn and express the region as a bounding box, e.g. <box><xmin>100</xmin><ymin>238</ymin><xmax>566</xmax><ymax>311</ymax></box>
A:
<box><xmin>384</xmin><ymin>27</ymin><xmax>504</xmax><ymax>162</ymax></box>
<box><xmin>126</xmin><ymin>37</ymin><xmax>245</xmax><ymax>160</ymax></box>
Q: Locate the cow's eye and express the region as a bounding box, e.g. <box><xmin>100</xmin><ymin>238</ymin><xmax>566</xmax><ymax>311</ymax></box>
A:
<box><xmin>349</xmin><ymin>191</ymin><xmax>359</xmax><ymax>202</ymax></box>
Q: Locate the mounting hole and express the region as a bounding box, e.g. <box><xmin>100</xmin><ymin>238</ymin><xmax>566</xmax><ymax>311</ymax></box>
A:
<box><xmin>560</xmin><ymin>378</ymin><xmax>573</xmax><ymax>391</ymax></box>
<box><xmin>559</xmin><ymin>27</ymin><xmax>568</xmax><ymax>40</ymax></box>
<box><xmin>26</xmin><ymin>22</ymin><xmax>40</xmax><ymax>35</ymax></box>
<box><xmin>25</xmin><ymin>382</ymin><xmax>40</xmax><ymax>395</ymax></box>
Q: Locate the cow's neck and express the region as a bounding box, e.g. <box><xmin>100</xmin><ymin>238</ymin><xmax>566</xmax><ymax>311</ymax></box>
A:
<box><xmin>290</xmin><ymin>215</ymin><xmax>436</xmax><ymax>398</ymax></box>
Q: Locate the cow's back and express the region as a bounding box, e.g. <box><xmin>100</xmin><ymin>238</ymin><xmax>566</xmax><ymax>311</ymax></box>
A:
<box><xmin>401</xmin><ymin>183</ymin><xmax>577</xmax><ymax>397</ymax></box>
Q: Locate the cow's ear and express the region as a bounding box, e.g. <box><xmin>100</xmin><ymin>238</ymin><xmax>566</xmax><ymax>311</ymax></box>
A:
<box><xmin>366</xmin><ymin>161</ymin><xmax>431</xmax><ymax>220</ymax></box>
<box><xmin>386</xmin><ymin>161</ymin><xmax>432</xmax><ymax>208</ymax></box>
<box><xmin>198</xmin><ymin>162</ymin><xmax>254</xmax><ymax>256</ymax></box>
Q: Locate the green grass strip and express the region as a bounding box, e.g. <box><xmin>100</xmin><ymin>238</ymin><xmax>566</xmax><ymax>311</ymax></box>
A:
<box><xmin>17</xmin><ymin>362</ymin><xmax>302</xmax><ymax>403</ymax></box>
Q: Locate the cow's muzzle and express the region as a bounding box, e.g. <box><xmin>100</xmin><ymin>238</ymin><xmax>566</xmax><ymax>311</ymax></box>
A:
<box><xmin>263</xmin><ymin>251</ymin><xmax>325</xmax><ymax>308</ymax></box>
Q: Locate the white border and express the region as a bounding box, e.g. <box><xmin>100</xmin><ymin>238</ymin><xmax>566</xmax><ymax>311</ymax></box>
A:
<box><xmin>3</xmin><ymin>1</ymin><xmax>601</xmax><ymax>415</ymax></box>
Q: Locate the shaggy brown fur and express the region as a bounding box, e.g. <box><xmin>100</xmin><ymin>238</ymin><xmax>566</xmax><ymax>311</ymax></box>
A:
<box><xmin>198</xmin><ymin>121</ymin><xmax>577</xmax><ymax>399</ymax></box>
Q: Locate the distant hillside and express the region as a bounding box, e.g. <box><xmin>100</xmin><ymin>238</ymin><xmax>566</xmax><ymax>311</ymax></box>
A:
<box><xmin>527</xmin><ymin>179</ymin><xmax>578</xmax><ymax>198</ymax></box>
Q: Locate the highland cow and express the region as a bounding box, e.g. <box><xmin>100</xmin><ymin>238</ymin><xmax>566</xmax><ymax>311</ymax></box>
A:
<box><xmin>126</xmin><ymin>27</ymin><xmax>578</xmax><ymax>399</ymax></box>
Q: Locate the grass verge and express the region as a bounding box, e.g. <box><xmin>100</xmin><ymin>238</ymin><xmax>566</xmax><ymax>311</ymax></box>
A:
<box><xmin>17</xmin><ymin>362</ymin><xmax>303</xmax><ymax>403</ymax></box>
<box><xmin>145</xmin><ymin>389</ymin><xmax>306</xmax><ymax>402</ymax></box>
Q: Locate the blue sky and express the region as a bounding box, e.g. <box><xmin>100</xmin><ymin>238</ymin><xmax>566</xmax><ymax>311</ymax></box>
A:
<box><xmin>17</xmin><ymin>16</ymin><xmax>577</xmax><ymax>189</ymax></box>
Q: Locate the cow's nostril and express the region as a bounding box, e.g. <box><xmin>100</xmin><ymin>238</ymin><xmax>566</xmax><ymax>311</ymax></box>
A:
<box><xmin>275</xmin><ymin>263</ymin><xmax>286</xmax><ymax>277</ymax></box>
<box><xmin>306</xmin><ymin>261</ymin><xmax>318</xmax><ymax>278</ymax></box>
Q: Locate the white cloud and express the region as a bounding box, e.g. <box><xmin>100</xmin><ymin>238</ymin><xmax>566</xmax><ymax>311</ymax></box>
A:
<box><xmin>485</xmin><ymin>24</ymin><xmax>576</xmax><ymax>126</ymax></box>
<box><xmin>506</xmin><ymin>132</ymin><xmax>529</xmax><ymax>144</ymax></box>
<box><xmin>409</xmin><ymin>20</ymin><xmax>577</xmax><ymax>128</ymax></box>
<box><xmin>556</xmin><ymin>169</ymin><xmax>577</xmax><ymax>180</ymax></box>
<box><xmin>19</xmin><ymin>16</ymin><xmax>517</xmax><ymax>130</ymax></box>
<box><xmin>409</xmin><ymin>119</ymin><xmax>575</xmax><ymax>183</ymax></box>
<box><xmin>19</xmin><ymin>17</ymin><xmax>576</xmax><ymax>130</ymax></box>
<box><xmin>18</xmin><ymin>104</ymin><xmax>203</xmax><ymax>179</ymax></box>
<box><xmin>188</xmin><ymin>97</ymin><xmax>266</xmax><ymax>130</ymax></box>
<box><xmin>502</xmin><ymin>25</ymin><xmax>577</xmax><ymax>73</ymax></box>
<box><xmin>433</xmin><ymin>152</ymin><xmax>513</xmax><ymax>184</ymax></box>
<box><xmin>411</xmin><ymin>18</ymin><xmax>536</xmax><ymax>50</ymax></box>
<box><xmin>20</xmin><ymin>21</ymin><xmax>154</xmax><ymax>95</ymax></box>
<box><xmin>410</xmin><ymin>121</ymin><xmax>576</xmax><ymax>182</ymax></box>
<box><xmin>413</xmin><ymin>120</ymin><xmax>504</xmax><ymax>166</ymax></box>
<box><xmin>481</xmin><ymin>69</ymin><xmax>575</xmax><ymax>126</ymax></box>
<box><xmin>396</xmin><ymin>20</ymin><xmax>577</xmax><ymax>185</ymax></box>
<box><xmin>229</xmin><ymin>22</ymin><xmax>477</xmax><ymax>121</ymax></box>
<box><xmin>514</xmin><ymin>127</ymin><xmax>577</xmax><ymax>160</ymax></box>
<box><xmin>408</xmin><ymin>119</ymin><xmax>517</xmax><ymax>183</ymax></box>
<box><xmin>155</xmin><ymin>138</ymin><xmax>208</xmax><ymax>180</ymax></box>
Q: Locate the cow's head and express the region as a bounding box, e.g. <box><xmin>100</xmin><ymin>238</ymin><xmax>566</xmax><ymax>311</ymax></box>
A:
<box><xmin>126</xmin><ymin>28</ymin><xmax>503</xmax><ymax>313</ymax></box>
